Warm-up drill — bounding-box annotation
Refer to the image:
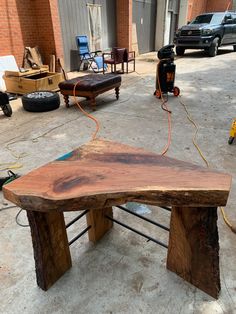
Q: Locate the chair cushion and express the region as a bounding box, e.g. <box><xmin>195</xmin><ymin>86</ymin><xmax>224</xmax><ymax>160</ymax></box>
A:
<box><xmin>59</xmin><ymin>73</ymin><xmax>121</xmax><ymax>92</ymax></box>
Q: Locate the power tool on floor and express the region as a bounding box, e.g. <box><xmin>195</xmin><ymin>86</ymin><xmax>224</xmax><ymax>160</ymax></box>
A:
<box><xmin>0</xmin><ymin>170</ymin><xmax>20</xmax><ymax>190</ymax></box>
<box><xmin>228</xmin><ymin>118</ymin><xmax>236</xmax><ymax>144</ymax></box>
<box><xmin>154</xmin><ymin>44</ymin><xmax>180</xmax><ymax>98</ymax></box>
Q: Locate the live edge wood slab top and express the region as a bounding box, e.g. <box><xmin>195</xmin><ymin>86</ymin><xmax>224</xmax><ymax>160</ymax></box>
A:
<box><xmin>3</xmin><ymin>139</ymin><xmax>231</xmax><ymax>212</ymax></box>
<box><xmin>2</xmin><ymin>139</ymin><xmax>232</xmax><ymax>298</ymax></box>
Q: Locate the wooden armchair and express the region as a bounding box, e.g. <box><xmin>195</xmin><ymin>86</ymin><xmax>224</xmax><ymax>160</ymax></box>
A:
<box><xmin>124</xmin><ymin>49</ymin><xmax>135</xmax><ymax>73</ymax></box>
<box><xmin>102</xmin><ymin>47</ymin><xmax>126</xmax><ymax>74</ymax></box>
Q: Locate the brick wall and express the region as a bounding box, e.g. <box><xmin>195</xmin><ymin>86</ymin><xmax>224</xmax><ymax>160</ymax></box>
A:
<box><xmin>116</xmin><ymin>0</ymin><xmax>132</xmax><ymax>50</ymax></box>
<box><xmin>188</xmin><ymin>0</ymin><xmax>233</xmax><ymax>21</ymax></box>
<box><xmin>0</xmin><ymin>0</ymin><xmax>63</xmax><ymax>67</ymax></box>
<box><xmin>0</xmin><ymin>0</ymin><xmax>39</xmax><ymax>66</ymax></box>
<box><xmin>34</xmin><ymin>0</ymin><xmax>64</xmax><ymax>66</ymax></box>
<box><xmin>187</xmin><ymin>0</ymin><xmax>207</xmax><ymax>21</ymax></box>
<box><xmin>206</xmin><ymin>0</ymin><xmax>232</xmax><ymax>12</ymax></box>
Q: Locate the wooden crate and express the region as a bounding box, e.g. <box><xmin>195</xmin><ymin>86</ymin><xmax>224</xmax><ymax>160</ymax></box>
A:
<box><xmin>4</xmin><ymin>65</ymin><xmax>49</xmax><ymax>78</ymax></box>
<box><xmin>3</xmin><ymin>72</ymin><xmax>63</xmax><ymax>94</ymax></box>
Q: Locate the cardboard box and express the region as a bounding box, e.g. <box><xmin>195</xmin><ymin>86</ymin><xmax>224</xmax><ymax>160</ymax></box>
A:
<box><xmin>3</xmin><ymin>72</ymin><xmax>63</xmax><ymax>94</ymax></box>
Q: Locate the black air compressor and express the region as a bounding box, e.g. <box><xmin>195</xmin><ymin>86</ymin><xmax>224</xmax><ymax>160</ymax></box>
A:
<box><xmin>154</xmin><ymin>44</ymin><xmax>180</xmax><ymax>98</ymax></box>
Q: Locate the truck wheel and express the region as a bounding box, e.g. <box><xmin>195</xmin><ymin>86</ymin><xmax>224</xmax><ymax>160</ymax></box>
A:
<box><xmin>176</xmin><ymin>47</ymin><xmax>185</xmax><ymax>56</ymax></box>
<box><xmin>208</xmin><ymin>38</ymin><xmax>219</xmax><ymax>57</ymax></box>
<box><xmin>22</xmin><ymin>91</ymin><xmax>60</xmax><ymax>112</ymax></box>
<box><xmin>233</xmin><ymin>45</ymin><xmax>236</xmax><ymax>52</ymax></box>
<box><xmin>173</xmin><ymin>87</ymin><xmax>180</xmax><ymax>97</ymax></box>
<box><xmin>155</xmin><ymin>90</ymin><xmax>162</xmax><ymax>99</ymax></box>
<box><xmin>2</xmin><ymin>103</ymin><xmax>12</xmax><ymax>117</ymax></box>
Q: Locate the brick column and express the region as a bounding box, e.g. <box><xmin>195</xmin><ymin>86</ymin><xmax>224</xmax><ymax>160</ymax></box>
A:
<box><xmin>48</xmin><ymin>0</ymin><xmax>64</xmax><ymax>61</ymax></box>
<box><xmin>34</xmin><ymin>0</ymin><xmax>64</xmax><ymax>67</ymax></box>
<box><xmin>116</xmin><ymin>0</ymin><xmax>132</xmax><ymax>50</ymax></box>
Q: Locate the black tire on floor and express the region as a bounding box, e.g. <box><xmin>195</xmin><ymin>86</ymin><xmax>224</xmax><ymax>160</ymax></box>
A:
<box><xmin>233</xmin><ymin>45</ymin><xmax>236</xmax><ymax>52</ymax></box>
<box><xmin>2</xmin><ymin>103</ymin><xmax>12</xmax><ymax>117</ymax></box>
<box><xmin>22</xmin><ymin>91</ymin><xmax>60</xmax><ymax>112</ymax></box>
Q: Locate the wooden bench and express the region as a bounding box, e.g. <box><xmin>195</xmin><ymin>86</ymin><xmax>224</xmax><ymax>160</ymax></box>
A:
<box><xmin>3</xmin><ymin>139</ymin><xmax>231</xmax><ymax>298</ymax></box>
<box><xmin>58</xmin><ymin>73</ymin><xmax>121</xmax><ymax>110</ymax></box>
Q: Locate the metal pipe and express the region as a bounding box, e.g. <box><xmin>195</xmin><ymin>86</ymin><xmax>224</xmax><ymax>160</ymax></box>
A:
<box><xmin>68</xmin><ymin>225</ymin><xmax>91</xmax><ymax>246</ymax></box>
<box><xmin>105</xmin><ymin>215</ymin><xmax>168</xmax><ymax>249</ymax></box>
<box><xmin>66</xmin><ymin>210</ymin><xmax>89</xmax><ymax>228</ymax></box>
<box><xmin>116</xmin><ymin>205</ymin><xmax>170</xmax><ymax>232</ymax></box>
<box><xmin>159</xmin><ymin>205</ymin><xmax>171</xmax><ymax>212</ymax></box>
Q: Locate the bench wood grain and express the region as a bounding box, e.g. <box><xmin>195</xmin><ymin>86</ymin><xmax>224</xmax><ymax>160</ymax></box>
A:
<box><xmin>3</xmin><ymin>139</ymin><xmax>231</xmax><ymax>297</ymax></box>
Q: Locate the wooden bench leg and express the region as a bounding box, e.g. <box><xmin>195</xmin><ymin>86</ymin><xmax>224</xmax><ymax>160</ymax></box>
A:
<box><xmin>27</xmin><ymin>210</ymin><xmax>72</xmax><ymax>291</ymax></box>
<box><xmin>89</xmin><ymin>97</ymin><xmax>96</xmax><ymax>111</ymax></box>
<box><xmin>115</xmin><ymin>87</ymin><xmax>120</xmax><ymax>100</ymax></box>
<box><xmin>86</xmin><ymin>207</ymin><xmax>113</xmax><ymax>243</ymax></box>
<box><xmin>62</xmin><ymin>94</ymin><xmax>70</xmax><ymax>108</ymax></box>
<box><xmin>167</xmin><ymin>206</ymin><xmax>220</xmax><ymax>298</ymax></box>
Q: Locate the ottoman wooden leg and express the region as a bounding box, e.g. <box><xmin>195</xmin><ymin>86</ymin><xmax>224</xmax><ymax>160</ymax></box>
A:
<box><xmin>63</xmin><ymin>94</ymin><xmax>70</xmax><ymax>108</ymax></box>
<box><xmin>167</xmin><ymin>206</ymin><xmax>220</xmax><ymax>298</ymax></box>
<box><xmin>27</xmin><ymin>210</ymin><xmax>72</xmax><ymax>291</ymax></box>
<box><xmin>115</xmin><ymin>87</ymin><xmax>120</xmax><ymax>100</ymax></box>
<box><xmin>90</xmin><ymin>97</ymin><xmax>96</xmax><ymax>111</ymax></box>
<box><xmin>86</xmin><ymin>207</ymin><xmax>113</xmax><ymax>243</ymax></box>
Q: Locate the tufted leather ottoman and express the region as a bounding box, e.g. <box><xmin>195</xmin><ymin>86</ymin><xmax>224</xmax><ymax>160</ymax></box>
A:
<box><xmin>58</xmin><ymin>73</ymin><xmax>121</xmax><ymax>110</ymax></box>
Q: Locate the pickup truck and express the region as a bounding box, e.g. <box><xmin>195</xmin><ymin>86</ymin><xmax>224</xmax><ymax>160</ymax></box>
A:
<box><xmin>174</xmin><ymin>12</ymin><xmax>236</xmax><ymax>57</ymax></box>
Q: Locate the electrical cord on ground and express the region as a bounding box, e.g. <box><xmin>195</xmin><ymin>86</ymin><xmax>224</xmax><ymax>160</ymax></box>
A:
<box><xmin>0</xmin><ymin>162</ymin><xmax>22</xmax><ymax>172</ymax></box>
<box><xmin>0</xmin><ymin>205</ymin><xmax>17</xmax><ymax>212</ymax></box>
<box><xmin>73</xmin><ymin>80</ymin><xmax>100</xmax><ymax>140</ymax></box>
<box><xmin>1</xmin><ymin>115</ymin><xmax>84</xmax><ymax>173</ymax></box>
<box><xmin>179</xmin><ymin>96</ymin><xmax>210</xmax><ymax>168</ymax></box>
<box><xmin>15</xmin><ymin>209</ymin><xmax>29</xmax><ymax>227</ymax></box>
<box><xmin>0</xmin><ymin>204</ymin><xmax>29</xmax><ymax>228</ymax></box>
<box><xmin>179</xmin><ymin>95</ymin><xmax>236</xmax><ymax>234</ymax></box>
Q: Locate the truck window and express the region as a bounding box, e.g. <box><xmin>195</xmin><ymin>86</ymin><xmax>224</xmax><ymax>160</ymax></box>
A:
<box><xmin>232</xmin><ymin>14</ymin><xmax>236</xmax><ymax>23</ymax></box>
<box><xmin>190</xmin><ymin>13</ymin><xmax>224</xmax><ymax>25</ymax></box>
<box><xmin>191</xmin><ymin>14</ymin><xmax>213</xmax><ymax>24</ymax></box>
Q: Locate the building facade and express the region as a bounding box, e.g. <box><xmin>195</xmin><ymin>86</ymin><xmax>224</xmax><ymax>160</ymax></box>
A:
<box><xmin>0</xmin><ymin>0</ymin><xmax>235</xmax><ymax>72</ymax></box>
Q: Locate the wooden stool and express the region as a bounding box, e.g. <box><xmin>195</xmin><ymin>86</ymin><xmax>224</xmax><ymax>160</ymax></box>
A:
<box><xmin>58</xmin><ymin>73</ymin><xmax>121</xmax><ymax>110</ymax></box>
<box><xmin>3</xmin><ymin>139</ymin><xmax>231</xmax><ymax>298</ymax></box>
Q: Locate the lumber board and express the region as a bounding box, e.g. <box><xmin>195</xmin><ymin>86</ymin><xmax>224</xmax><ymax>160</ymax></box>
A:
<box><xmin>3</xmin><ymin>139</ymin><xmax>231</xmax><ymax>212</ymax></box>
<box><xmin>86</xmin><ymin>207</ymin><xmax>113</xmax><ymax>243</ymax></box>
<box><xmin>167</xmin><ymin>206</ymin><xmax>220</xmax><ymax>298</ymax></box>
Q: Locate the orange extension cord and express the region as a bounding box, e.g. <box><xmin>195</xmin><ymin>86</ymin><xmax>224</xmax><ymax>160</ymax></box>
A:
<box><xmin>72</xmin><ymin>70</ymin><xmax>172</xmax><ymax>155</ymax></box>
<box><xmin>73</xmin><ymin>80</ymin><xmax>100</xmax><ymax>141</ymax></box>
<box><xmin>155</xmin><ymin>60</ymin><xmax>235</xmax><ymax>234</ymax></box>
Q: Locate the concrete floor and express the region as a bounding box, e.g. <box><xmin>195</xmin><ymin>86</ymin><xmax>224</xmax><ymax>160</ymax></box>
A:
<box><xmin>0</xmin><ymin>48</ymin><xmax>236</xmax><ymax>314</ymax></box>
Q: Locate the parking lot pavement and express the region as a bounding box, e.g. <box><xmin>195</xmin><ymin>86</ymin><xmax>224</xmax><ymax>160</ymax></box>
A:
<box><xmin>0</xmin><ymin>47</ymin><xmax>236</xmax><ymax>313</ymax></box>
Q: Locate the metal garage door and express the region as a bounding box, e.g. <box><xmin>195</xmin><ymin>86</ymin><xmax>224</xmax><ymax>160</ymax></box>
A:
<box><xmin>58</xmin><ymin>0</ymin><xmax>116</xmax><ymax>71</ymax></box>
<box><xmin>168</xmin><ymin>0</ymin><xmax>180</xmax><ymax>44</ymax></box>
<box><xmin>132</xmin><ymin>0</ymin><xmax>157</xmax><ymax>54</ymax></box>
